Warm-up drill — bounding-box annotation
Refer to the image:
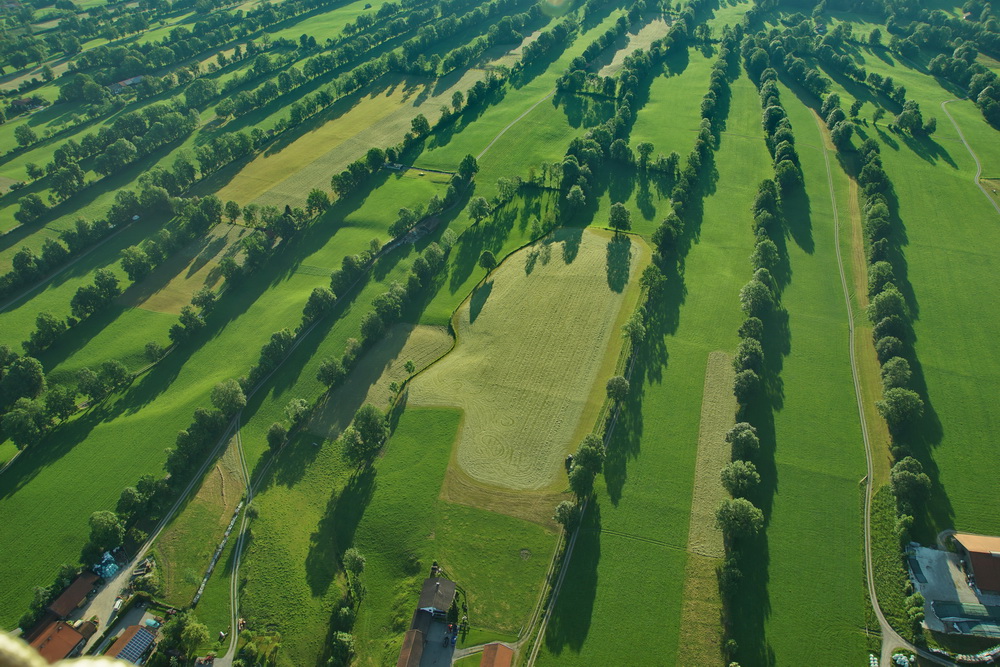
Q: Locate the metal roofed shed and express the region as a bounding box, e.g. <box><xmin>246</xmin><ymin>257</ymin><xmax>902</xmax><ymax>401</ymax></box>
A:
<box><xmin>952</xmin><ymin>533</ymin><xmax>1000</xmax><ymax>594</ymax></box>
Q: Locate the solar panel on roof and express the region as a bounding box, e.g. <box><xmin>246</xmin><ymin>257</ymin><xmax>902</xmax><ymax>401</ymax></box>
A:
<box><xmin>114</xmin><ymin>627</ymin><xmax>155</xmax><ymax>664</ymax></box>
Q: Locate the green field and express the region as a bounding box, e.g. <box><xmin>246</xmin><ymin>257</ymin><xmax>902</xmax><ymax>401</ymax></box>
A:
<box><xmin>4</xmin><ymin>0</ymin><xmax>1000</xmax><ymax>665</ymax></box>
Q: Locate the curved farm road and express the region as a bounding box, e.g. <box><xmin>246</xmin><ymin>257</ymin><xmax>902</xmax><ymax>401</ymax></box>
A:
<box><xmin>941</xmin><ymin>99</ymin><xmax>1000</xmax><ymax>216</ymax></box>
<box><xmin>812</xmin><ymin>114</ymin><xmax>955</xmax><ymax>667</ymax></box>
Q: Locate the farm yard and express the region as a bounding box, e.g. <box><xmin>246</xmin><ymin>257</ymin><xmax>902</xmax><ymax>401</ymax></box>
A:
<box><xmin>1</xmin><ymin>0</ymin><xmax>1000</xmax><ymax>665</ymax></box>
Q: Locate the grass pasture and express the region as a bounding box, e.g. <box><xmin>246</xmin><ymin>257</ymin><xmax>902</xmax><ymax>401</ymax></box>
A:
<box><xmin>352</xmin><ymin>407</ymin><xmax>557</xmax><ymax>666</ymax></box>
<box><xmin>410</xmin><ymin>227</ymin><xmax>647</xmax><ymax>495</ymax></box>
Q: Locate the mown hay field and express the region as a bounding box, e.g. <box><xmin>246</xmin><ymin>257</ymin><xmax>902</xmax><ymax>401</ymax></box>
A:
<box><xmin>153</xmin><ymin>437</ymin><xmax>246</xmax><ymax>607</ymax></box>
<box><xmin>409</xmin><ymin>227</ymin><xmax>647</xmax><ymax>493</ymax></box>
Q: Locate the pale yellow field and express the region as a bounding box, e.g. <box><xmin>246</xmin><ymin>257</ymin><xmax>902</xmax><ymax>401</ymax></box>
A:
<box><xmin>126</xmin><ymin>223</ymin><xmax>245</xmax><ymax>315</ymax></box>
<box><xmin>218</xmin><ymin>68</ymin><xmax>492</xmax><ymax>209</ymax></box>
<box><xmin>155</xmin><ymin>438</ymin><xmax>245</xmax><ymax>606</ymax></box>
<box><xmin>308</xmin><ymin>323</ymin><xmax>453</xmax><ymax>441</ymax></box>
<box><xmin>409</xmin><ymin>227</ymin><xmax>647</xmax><ymax>492</ymax></box>
<box><xmin>675</xmin><ymin>350</ymin><xmax>735</xmax><ymax>666</ymax></box>
<box><xmin>598</xmin><ymin>18</ymin><xmax>671</xmax><ymax>77</ymax></box>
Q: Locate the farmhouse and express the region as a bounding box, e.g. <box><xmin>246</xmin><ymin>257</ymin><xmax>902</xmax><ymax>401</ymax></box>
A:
<box><xmin>106</xmin><ymin>624</ymin><xmax>157</xmax><ymax>664</ymax></box>
<box><xmin>47</xmin><ymin>572</ymin><xmax>98</xmax><ymax>618</ymax></box>
<box><xmin>28</xmin><ymin>621</ymin><xmax>86</xmax><ymax>663</ymax></box>
<box><xmin>952</xmin><ymin>533</ymin><xmax>1000</xmax><ymax>594</ymax></box>
<box><xmin>396</xmin><ymin>576</ymin><xmax>458</xmax><ymax>666</ymax></box>
<box><xmin>479</xmin><ymin>642</ymin><xmax>514</xmax><ymax>666</ymax></box>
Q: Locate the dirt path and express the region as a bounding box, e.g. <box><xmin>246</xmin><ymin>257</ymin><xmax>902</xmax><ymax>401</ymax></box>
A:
<box><xmin>476</xmin><ymin>90</ymin><xmax>556</xmax><ymax>161</ymax></box>
<box><xmin>941</xmin><ymin>99</ymin><xmax>1000</xmax><ymax>217</ymax></box>
<box><xmin>811</xmin><ymin>113</ymin><xmax>955</xmax><ymax>667</ymax></box>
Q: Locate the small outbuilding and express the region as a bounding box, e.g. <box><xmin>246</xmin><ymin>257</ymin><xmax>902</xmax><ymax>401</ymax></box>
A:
<box><xmin>952</xmin><ymin>533</ymin><xmax>1000</xmax><ymax>594</ymax></box>
<box><xmin>480</xmin><ymin>642</ymin><xmax>514</xmax><ymax>667</ymax></box>
<box><xmin>48</xmin><ymin>572</ymin><xmax>98</xmax><ymax>618</ymax></box>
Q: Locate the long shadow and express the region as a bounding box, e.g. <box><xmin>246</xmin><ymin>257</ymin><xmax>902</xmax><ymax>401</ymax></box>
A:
<box><xmin>303</xmin><ymin>465</ymin><xmax>376</xmax><ymax>596</ymax></box>
<box><xmin>468</xmin><ymin>279</ymin><xmax>492</xmax><ymax>323</ymax></box>
<box><xmin>779</xmin><ymin>180</ymin><xmax>814</xmax><ymax>254</ymax></box>
<box><xmin>541</xmin><ymin>503</ymin><xmax>601</xmax><ymax>655</ymax></box>
<box><xmin>605</xmin><ymin>233</ymin><xmax>631</xmax><ymax>292</ymax></box>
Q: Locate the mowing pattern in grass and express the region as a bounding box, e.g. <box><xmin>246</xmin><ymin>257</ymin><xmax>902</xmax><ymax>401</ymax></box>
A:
<box><xmin>676</xmin><ymin>350</ymin><xmax>734</xmax><ymax>667</ymax></box>
<box><xmin>307</xmin><ymin>323</ymin><xmax>453</xmax><ymax>440</ymax></box>
<box><xmin>154</xmin><ymin>437</ymin><xmax>246</xmax><ymax>607</ymax></box>
<box><xmin>410</xmin><ymin>227</ymin><xmax>645</xmax><ymax>492</ymax></box>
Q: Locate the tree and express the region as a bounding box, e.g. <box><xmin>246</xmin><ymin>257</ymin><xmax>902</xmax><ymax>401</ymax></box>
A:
<box><xmin>606</xmin><ymin>375</ymin><xmax>629</xmax><ymax>403</ymax></box>
<box><xmin>14</xmin><ymin>124</ymin><xmax>38</xmax><ymax>147</ymax></box>
<box><xmin>353</xmin><ymin>403</ymin><xmax>387</xmax><ymax>450</ymax></box>
<box><xmin>478</xmin><ymin>250</ymin><xmax>497</xmax><ymax>275</ymax></box>
<box><xmin>25</xmin><ymin>312</ymin><xmax>66</xmax><ymax>354</ymax></box>
<box><xmin>343</xmin><ymin>547</ymin><xmax>366</xmax><ymax>576</ymax></box>
<box><xmin>317</xmin><ymin>357</ymin><xmax>345</xmax><ymax>387</ymax></box>
<box><xmin>574</xmin><ymin>434</ymin><xmax>605</xmax><ymax>475</ymax></box>
<box><xmin>877</xmin><ymin>387</ymin><xmax>924</xmax><ymax>428</ymax></box>
<box><xmin>458</xmin><ymin>154</ymin><xmax>479</xmax><ymax>181</ymax></box>
<box><xmin>14</xmin><ymin>194</ymin><xmax>47</xmax><ymax>224</ymax></box>
<box><xmin>98</xmin><ymin>360</ymin><xmax>130</xmax><ymax>390</ymax></box>
<box><xmin>608</xmin><ymin>202</ymin><xmax>631</xmax><ymax>234</ymax></box>
<box><xmin>565</xmin><ymin>185</ymin><xmax>586</xmax><ymax>212</ymax></box>
<box><xmin>179</xmin><ymin>618</ymin><xmax>210</xmax><ymax>659</ymax></box>
<box><xmin>881</xmin><ymin>356</ymin><xmax>911</xmax><ymax>390</ymax></box>
<box><xmin>192</xmin><ymin>288</ymin><xmax>217</xmax><ymax>313</ymax></box>
<box><xmin>285</xmin><ymin>398</ymin><xmax>310</xmax><ymax>425</ymax></box>
<box><xmin>568</xmin><ymin>464</ymin><xmax>594</xmax><ymax>498</ymax></box>
<box><xmin>715</xmin><ymin>498</ymin><xmax>764</xmax><ymax>541</ymax></box>
<box><xmin>725</xmin><ymin>422</ymin><xmax>759</xmax><ymax>459</ymax></box>
<box><xmin>224</xmin><ymin>200</ymin><xmax>241</xmax><ymax>223</ymax></box>
<box><xmin>266</xmin><ymin>422</ymin><xmax>287</xmax><ymax>451</ymax></box>
<box><xmin>553</xmin><ymin>500</ymin><xmax>581</xmax><ymax>530</ymax></box>
<box><xmin>1</xmin><ymin>356</ymin><xmax>46</xmax><ymax>403</ymax></box>
<box><xmin>185</xmin><ymin>78</ymin><xmax>218</xmax><ymax>108</ymax></box>
<box><xmin>145</xmin><ymin>341</ymin><xmax>165</xmax><ymax>362</ymax></box>
<box><xmin>622</xmin><ymin>312</ymin><xmax>645</xmax><ymax>346</ymax></box>
<box><xmin>830</xmin><ymin>120</ymin><xmax>854</xmax><ymax>149</ymax></box>
<box><xmin>2</xmin><ymin>398</ymin><xmax>47</xmax><ymax>448</ymax></box>
<box><xmin>88</xmin><ymin>510</ymin><xmax>124</xmax><ymax>552</ymax></box>
<box><xmin>303</xmin><ymin>287</ymin><xmax>336</xmax><ymax>323</ymax></box>
<box><xmin>410</xmin><ymin>113</ymin><xmax>430</xmax><ymax>137</ymax></box>
<box><xmin>739</xmin><ymin>279</ymin><xmax>774</xmax><ymax>317</ymax></box>
<box><xmin>468</xmin><ymin>196</ymin><xmax>490</xmax><ymax>222</ymax></box>
<box><xmin>44</xmin><ymin>385</ymin><xmax>77</xmax><ymax>422</ymax></box>
<box><xmin>720</xmin><ymin>460</ymin><xmax>761</xmax><ymax>497</ymax></box>
<box><xmin>26</xmin><ymin>163</ymin><xmax>43</xmax><ymax>180</ymax></box>
<box><xmin>121</xmin><ymin>246</ymin><xmax>152</xmax><ymax>281</ymax></box>
<box><xmin>211</xmin><ymin>379</ymin><xmax>246</xmax><ymax>416</ymax></box>
<box><xmin>636</xmin><ymin>141</ymin><xmax>654</xmax><ymax>168</ymax></box>
<box><xmin>307</xmin><ymin>188</ymin><xmax>330</xmax><ymax>215</ymax></box>
<box><xmin>733</xmin><ymin>338</ymin><xmax>764</xmax><ymax>374</ymax></box>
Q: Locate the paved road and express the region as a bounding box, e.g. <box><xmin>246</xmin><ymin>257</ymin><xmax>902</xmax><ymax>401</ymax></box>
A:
<box><xmin>941</xmin><ymin>99</ymin><xmax>1000</xmax><ymax>216</ymax></box>
<box><xmin>813</xmin><ymin>113</ymin><xmax>955</xmax><ymax>667</ymax></box>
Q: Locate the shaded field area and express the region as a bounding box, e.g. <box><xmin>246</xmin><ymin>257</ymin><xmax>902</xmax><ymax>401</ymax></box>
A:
<box><xmin>410</xmin><ymin>227</ymin><xmax>646</xmax><ymax>494</ymax></box>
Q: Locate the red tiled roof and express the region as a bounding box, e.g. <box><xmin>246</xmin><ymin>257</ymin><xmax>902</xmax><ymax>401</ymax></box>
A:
<box><xmin>28</xmin><ymin>621</ymin><xmax>84</xmax><ymax>664</ymax></box>
<box><xmin>48</xmin><ymin>572</ymin><xmax>98</xmax><ymax>618</ymax></box>
<box><xmin>480</xmin><ymin>642</ymin><xmax>513</xmax><ymax>667</ymax></box>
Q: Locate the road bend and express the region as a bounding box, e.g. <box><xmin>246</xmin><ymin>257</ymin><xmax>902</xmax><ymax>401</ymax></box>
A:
<box><xmin>941</xmin><ymin>99</ymin><xmax>1000</xmax><ymax>216</ymax></box>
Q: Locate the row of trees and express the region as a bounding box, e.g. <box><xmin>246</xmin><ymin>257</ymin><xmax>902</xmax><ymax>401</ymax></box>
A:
<box><xmin>853</xmin><ymin>138</ymin><xmax>930</xmax><ymax>540</ymax></box>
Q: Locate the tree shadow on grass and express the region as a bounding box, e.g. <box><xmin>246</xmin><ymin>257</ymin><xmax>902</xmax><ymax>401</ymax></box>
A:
<box><xmin>779</xmin><ymin>180</ymin><xmax>814</xmax><ymax>255</ymax></box>
<box><xmin>468</xmin><ymin>279</ymin><xmax>492</xmax><ymax>324</ymax></box>
<box><xmin>542</xmin><ymin>502</ymin><xmax>601</xmax><ymax>656</ymax></box>
<box><xmin>605</xmin><ymin>233</ymin><xmax>631</xmax><ymax>293</ymax></box>
<box><xmin>304</xmin><ymin>465</ymin><xmax>376</xmax><ymax>597</ymax></box>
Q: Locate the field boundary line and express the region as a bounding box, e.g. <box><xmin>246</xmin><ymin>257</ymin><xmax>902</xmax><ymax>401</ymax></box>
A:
<box><xmin>941</xmin><ymin>99</ymin><xmax>1000</xmax><ymax>217</ymax></box>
